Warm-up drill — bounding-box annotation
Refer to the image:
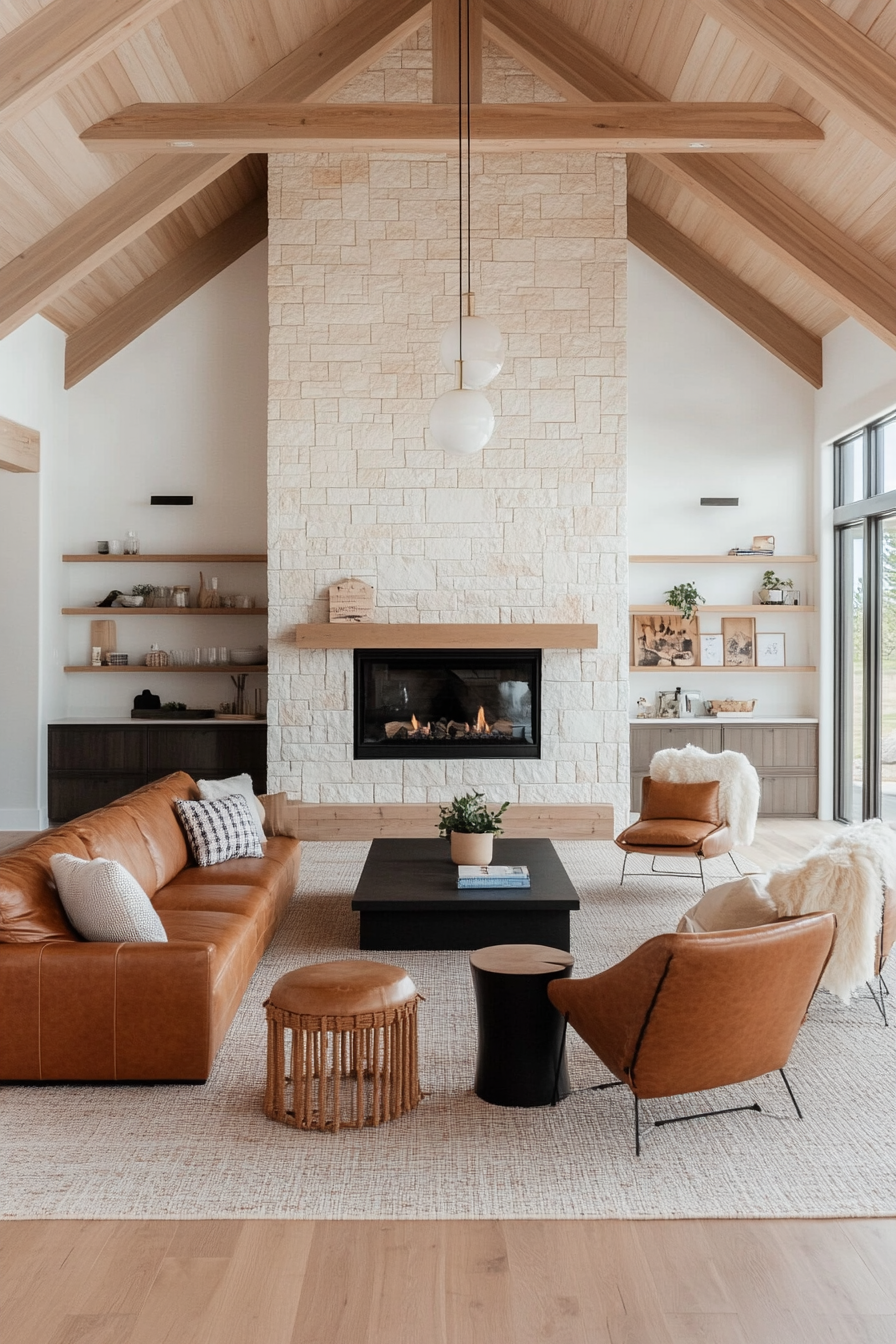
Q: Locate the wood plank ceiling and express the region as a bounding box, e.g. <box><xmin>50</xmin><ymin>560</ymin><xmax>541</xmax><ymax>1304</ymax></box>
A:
<box><xmin>0</xmin><ymin>0</ymin><xmax>893</xmax><ymax>388</ymax></box>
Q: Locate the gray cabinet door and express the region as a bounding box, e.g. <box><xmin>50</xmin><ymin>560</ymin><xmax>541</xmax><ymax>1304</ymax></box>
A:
<box><xmin>722</xmin><ymin>725</ymin><xmax>817</xmax><ymax>769</ymax></box>
<box><xmin>758</xmin><ymin>774</ymin><xmax>818</xmax><ymax>816</ymax></box>
<box><xmin>630</xmin><ymin>724</ymin><xmax>722</xmax><ymax>771</ymax></box>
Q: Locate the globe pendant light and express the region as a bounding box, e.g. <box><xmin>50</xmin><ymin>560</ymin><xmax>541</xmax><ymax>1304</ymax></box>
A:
<box><xmin>429</xmin><ymin>0</ymin><xmax>500</xmax><ymax>453</ymax></box>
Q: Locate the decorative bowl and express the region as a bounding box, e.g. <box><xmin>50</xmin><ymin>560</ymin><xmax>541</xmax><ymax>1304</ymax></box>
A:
<box><xmin>115</xmin><ymin>595</ymin><xmax>144</xmax><ymax>607</ymax></box>
<box><xmin>230</xmin><ymin>647</ymin><xmax>267</xmax><ymax>666</ymax></box>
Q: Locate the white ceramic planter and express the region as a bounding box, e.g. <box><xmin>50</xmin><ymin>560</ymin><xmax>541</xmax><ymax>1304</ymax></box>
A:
<box><xmin>449</xmin><ymin>831</ymin><xmax>495</xmax><ymax>865</ymax></box>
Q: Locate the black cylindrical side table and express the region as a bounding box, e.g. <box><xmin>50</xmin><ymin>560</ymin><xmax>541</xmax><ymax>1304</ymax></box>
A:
<box><xmin>469</xmin><ymin>943</ymin><xmax>574</xmax><ymax>1107</ymax></box>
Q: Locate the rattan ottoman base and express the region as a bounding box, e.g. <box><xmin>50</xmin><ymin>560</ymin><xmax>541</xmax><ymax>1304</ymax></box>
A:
<box><xmin>264</xmin><ymin>960</ymin><xmax>422</xmax><ymax>1132</ymax></box>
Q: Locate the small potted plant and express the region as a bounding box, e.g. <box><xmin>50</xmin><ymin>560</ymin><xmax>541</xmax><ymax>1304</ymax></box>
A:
<box><xmin>438</xmin><ymin>791</ymin><xmax>510</xmax><ymax>865</ymax></box>
<box><xmin>759</xmin><ymin>570</ymin><xmax>793</xmax><ymax>605</ymax></box>
<box><xmin>664</xmin><ymin>581</ymin><xmax>704</xmax><ymax>621</ymax></box>
<box><xmin>128</xmin><ymin>583</ymin><xmax>155</xmax><ymax>607</ymax></box>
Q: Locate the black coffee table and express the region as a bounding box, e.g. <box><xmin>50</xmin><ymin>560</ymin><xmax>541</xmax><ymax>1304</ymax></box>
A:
<box><xmin>351</xmin><ymin>838</ymin><xmax>579</xmax><ymax>951</ymax></box>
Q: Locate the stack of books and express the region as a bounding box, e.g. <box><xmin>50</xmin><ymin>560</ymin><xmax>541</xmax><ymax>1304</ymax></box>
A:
<box><xmin>728</xmin><ymin>547</ymin><xmax>774</xmax><ymax>556</ymax></box>
<box><xmin>457</xmin><ymin>865</ymin><xmax>531</xmax><ymax>889</ymax></box>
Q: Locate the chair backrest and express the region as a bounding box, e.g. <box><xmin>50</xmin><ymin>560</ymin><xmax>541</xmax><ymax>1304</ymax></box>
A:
<box><xmin>640</xmin><ymin>777</ymin><xmax>721</xmax><ymax>824</ymax></box>
<box><xmin>549</xmin><ymin>913</ymin><xmax>836</xmax><ymax>1101</ymax></box>
<box><xmin>648</xmin><ymin>745</ymin><xmax>761</xmax><ymax>845</ymax></box>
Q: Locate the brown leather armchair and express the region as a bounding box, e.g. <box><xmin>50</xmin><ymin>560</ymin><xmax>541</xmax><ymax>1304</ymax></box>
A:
<box><xmin>615</xmin><ymin>777</ymin><xmax>741</xmax><ymax>891</ymax></box>
<box><xmin>548</xmin><ymin>913</ymin><xmax>836</xmax><ymax>1155</ymax></box>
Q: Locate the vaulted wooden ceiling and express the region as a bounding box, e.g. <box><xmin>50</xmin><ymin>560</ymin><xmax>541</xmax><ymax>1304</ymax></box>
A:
<box><xmin>0</xmin><ymin>0</ymin><xmax>894</xmax><ymax>389</ymax></box>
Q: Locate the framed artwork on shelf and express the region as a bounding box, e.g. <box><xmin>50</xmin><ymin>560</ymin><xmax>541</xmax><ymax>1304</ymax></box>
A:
<box><xmin>700</xmin><ymin>634</ymin><xmax>724</xmax><ymax>666</ymax></box>
<box><xmin>721</xmin><ymin>616</ymin><xmax>755</xmax><ymax>667</ymax></box>
<box><xmin>657</xmin><ymin>691</ymin><xmax>680</xmax><ymax>718</ymax></box>
<box><xmin>756</xmin><ymin>632</ymin><xmax>786</xmax><ymax>667</ymax></box>
<box><xmin>631</xmin><ymin>614</ymin><xmax>699</xmax><ymax>668</ymax></box>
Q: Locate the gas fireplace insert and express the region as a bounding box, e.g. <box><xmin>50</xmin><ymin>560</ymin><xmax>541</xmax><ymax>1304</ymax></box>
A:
<box><xmin>354</xmin><ymin>648</ymin><xmax>541</xmax><ymax>759</ymax></box>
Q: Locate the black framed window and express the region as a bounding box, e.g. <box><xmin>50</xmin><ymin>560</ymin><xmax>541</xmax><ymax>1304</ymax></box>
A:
<box><xmin>834</xmin><ymin>412</ymin><xmax>896</xmax><ymax>821</ymax></box>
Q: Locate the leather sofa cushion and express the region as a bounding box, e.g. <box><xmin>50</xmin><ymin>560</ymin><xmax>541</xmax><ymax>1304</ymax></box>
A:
<box><xmin>641</xmin><ymin>777</ymin><xmax>720</xmax><ymax>825</ymax></box>
<box><xmin>167</xmin><ymin>836</ymin><xmax>298</xmax><ymax>888</ymax></box>
<box><xmin>620</xmin><ymin>818</ymin><xmax>720</xmax><ymax>848</ymax></box>
<box><xmin>0</xmin><ymin>831</ymin><xmax>89</xmax><ymax>943</ymax></box>
<box><xmin>152</xmin><ymin>882</ymin><xmax>271</xmax><ymax>921</ymax></box>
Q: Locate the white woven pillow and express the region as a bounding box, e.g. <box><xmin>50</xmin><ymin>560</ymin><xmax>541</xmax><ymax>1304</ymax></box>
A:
<box><xmin>176</xmin><ymin>794</ymin><xmax>264</xmax><ymax>867</ymax></box>
<box><xmin>677</xmin><ymin>874</ymin><xmax>778</xmax><ymax>934</ymax></box>
<box><xmin>49</xmin><ymin>854</ymin><xmax>167</xmax><ymax>943</ymax></box>
<box><xmin>196</xmin><ymin>773</ymin><xmax>266</xmax><ymax>843</ymax></box>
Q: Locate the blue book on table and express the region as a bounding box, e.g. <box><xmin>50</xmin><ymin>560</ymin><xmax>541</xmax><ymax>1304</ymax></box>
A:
<box><xmin>457</xmin><ymin>865</ymin><xmax>531</xmax><ymax>889</ymax></box>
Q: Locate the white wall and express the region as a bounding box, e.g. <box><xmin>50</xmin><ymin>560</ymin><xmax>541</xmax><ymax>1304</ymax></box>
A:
<box><xmin>61</xmin><ymin>243</ymin><xmax>268</xmax><ymax>721</ymax></box>
<box><xmin>815</xmin><ymin>319</ymin><xmax>896</xmax><ymax>819</ymax></box>
<box><xmin>0</xmin><ymin>316</ymin><xmax>67</xmax><ymax>828</ymax></box>
<box><xmin>628</xmin><ymin>246</ymin><xmax>817</xmax><ymax>719</ymax></box>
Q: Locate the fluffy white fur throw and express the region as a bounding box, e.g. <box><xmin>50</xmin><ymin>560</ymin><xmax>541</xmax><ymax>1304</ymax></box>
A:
<box><xmin>766</xmin><ymin>820</ymin><xmax>896</xmax><ymax>1002</ymax></box>
<box><xmin>649</xmin><ymin>745</ymin><xmax>761</xmax><ymax>845</ymax></box>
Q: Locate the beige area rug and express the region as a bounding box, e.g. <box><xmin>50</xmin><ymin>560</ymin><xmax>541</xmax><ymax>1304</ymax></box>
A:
<box><xmin>2</xmin><ymin>841</ymin><xmax>895</xmax><ymax>1220</ymax></box>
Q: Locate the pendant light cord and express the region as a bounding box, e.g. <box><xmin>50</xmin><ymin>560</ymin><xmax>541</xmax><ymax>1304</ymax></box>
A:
<box><xmin>466</xmin><ymin>0</ymin><xmax>472</xmax><ymax>303</ymax></box>
<box><xmin>457</xmin><ymin>0</ymin><xmax>463</xmax><ymax>368</ymax></box>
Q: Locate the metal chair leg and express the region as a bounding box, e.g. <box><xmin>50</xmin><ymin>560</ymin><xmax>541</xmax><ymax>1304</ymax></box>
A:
<box><xmin>867</xmin><ymin>974</ymin><xmax>889</xmax><ymax>1026</ymax></box>
<box><xmin>634</xmin><ymin>1095</ymin><xmax>640</xmax><ymax>1157</ymax></box>
<box><xmin>779</xmin><ymin>1068</ymin><xmax>803</xmax><ymax>1119</ymax></box>
<box><xmin>619</xmin><ymin>852</ymin><xmax>629</xmax><ymax>887</ymax></box>
<box><xmin>699</xmin><ymin>858</ymin><xmax>706</xmax><ymax>892</ymax></box>
<box><xmin>729</xmin><ymin>851</ymin><xmax>744</xmax><ymax>876</ymax></box>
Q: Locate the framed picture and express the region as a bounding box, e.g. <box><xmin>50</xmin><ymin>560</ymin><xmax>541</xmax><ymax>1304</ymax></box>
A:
<box><xmin>657</xmin><ymin>691</ymin><xmax>680</xmax><ymax>718</ymax></box>
<box><xmin>631</xmin><ymin>613</ymin><xmax>699</xmax><ymax>668</ymax></box>
<box><xmin>752</xmin><ymin>535</ymin><xmax>775</xmax><ymax>552</ymax></box>
<box><xmin>700</xmin><ymin>634</ymin><xmax>724</xmax><ymax>666</ymax></box>
<box><xmin>756</xmin><ymin>631</ymin><xmax>786</xmax><ymax>667</ymax></box>
<box><xmin>721</xmin><ymin>616</ymin><xmax>755</xmax><ymax>667</ymax></box>
<box><xmin>783</xmin><ymin>590</ymin><xmax>801</xmax><ymax>606</ymax></box>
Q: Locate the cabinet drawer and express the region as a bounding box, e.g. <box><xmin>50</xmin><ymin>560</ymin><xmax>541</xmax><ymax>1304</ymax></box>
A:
<box><xmin>48</xmin><ymin>773</ymin><xmax>146</xmax><ymax>824</ymax></box>
<box><xmin>630</xmin><ymin>724</ymin><xmax>722</xmax><ymax>771</ymax></box>
<box><xmin>49</xmin><ymin>726</ymin><xmax>145</xmax><ymax>773</ymax></box>
<box><xmin>723</xmin><ymin>725</ymin><xmax>817</xmax><ymax>770</ymax></box>
<box><xmin>758</xmin><ymin>774</ymin><xmax>818</xmax><ymax>816</ymax></box>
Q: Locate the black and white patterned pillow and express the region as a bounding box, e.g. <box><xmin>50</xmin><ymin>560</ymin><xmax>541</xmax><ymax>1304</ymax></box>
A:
<box><xmin>175</xmin><ymin>794</ymin><xmax>264</xmax><ymax>866</ymax></box>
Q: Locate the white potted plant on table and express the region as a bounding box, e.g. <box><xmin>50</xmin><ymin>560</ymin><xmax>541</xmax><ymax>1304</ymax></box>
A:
<box><xmin>438</xmin><ymin>791</ymin><xmax>510</xmax><ymax>865</ymax></box>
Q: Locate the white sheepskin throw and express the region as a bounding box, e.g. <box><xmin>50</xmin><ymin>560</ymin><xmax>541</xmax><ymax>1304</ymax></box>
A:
<box><xmin>766</xmin><ymin>820</ymin><xmax>896</xmax><ymax>1002</ymax></box>
<box><xmin>649</xmin><ymin>745</ymin><xmax>760</xmax><ymax>845</ymax></box>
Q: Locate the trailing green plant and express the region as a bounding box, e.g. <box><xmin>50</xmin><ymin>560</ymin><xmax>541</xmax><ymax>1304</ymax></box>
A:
<box><xmin>437</xmin><ymin>791</ymin><xmax>510</xmax><ymax>837</ymax></box>
<box><xmin>131</xmin><ymin>583</ymin><xmax>155</xmax><ymax>596</ymax></box>
<box><xmin>664</xmin><ymin>581</ymin><xmax>705</xmax><ymax>621</ymax></box>
<box><xmin>161</xmin><ymin>701</ymin><xmax>186</xmax><ymax>711</ymax></box>
<box><xmin>760</xmin><ymin>570</ymin><xmax>793</xmax><ymax>591</ymax></box>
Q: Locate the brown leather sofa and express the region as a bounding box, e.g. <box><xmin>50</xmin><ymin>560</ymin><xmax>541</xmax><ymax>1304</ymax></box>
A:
<box><xmin>0</xmin><ymin>772</ymin><xmax>301</xmax><ymax>1082</ymax></box>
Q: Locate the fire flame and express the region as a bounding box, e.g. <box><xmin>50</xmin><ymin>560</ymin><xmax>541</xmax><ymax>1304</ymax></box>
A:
<box><xmin>475</xmin><ymin>706</ymin><xmax>489</xmax><ymax>734</ymax></box>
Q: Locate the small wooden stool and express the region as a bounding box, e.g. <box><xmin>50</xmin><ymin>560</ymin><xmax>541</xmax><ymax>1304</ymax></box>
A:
<box><xmin>264</xmin><ymin>960</ymin><xmax>422</xmax><ymax>1131</ymax></box>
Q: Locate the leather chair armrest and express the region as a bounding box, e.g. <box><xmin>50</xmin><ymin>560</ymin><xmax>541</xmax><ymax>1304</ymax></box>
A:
<box><xmin>0</xmin><ymin>940</ymin><xmax>214</xmax><ymax>1082</ymax></box>
<box><xmin>548</xmin><ymin>938</ymin><xmax>674</xmax><ymax>1085</ymax></box>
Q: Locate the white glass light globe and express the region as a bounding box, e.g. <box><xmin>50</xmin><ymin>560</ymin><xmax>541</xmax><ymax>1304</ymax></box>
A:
<box><xmin>429</xmin><ymin>387</ymin><xmax>495</xmax><ymax>455</ymax></box>
<box><xmin>439</xmin><ymin>316</ymin><xmax>505</xmax><ymax>388</ymax></box>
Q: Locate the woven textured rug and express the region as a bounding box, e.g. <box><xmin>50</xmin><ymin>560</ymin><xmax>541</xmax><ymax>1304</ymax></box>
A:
<box><xmin>2</xmin><ymin>840</ymin><xmax>894</xmax><ymax>1220</ymax></box>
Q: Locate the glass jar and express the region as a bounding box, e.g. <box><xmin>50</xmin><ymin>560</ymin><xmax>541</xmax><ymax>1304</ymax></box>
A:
<box><xmin>172</xmin><ymin>586</ymin><xmax>191</xmax><ymax>607</ymax></box>
<box><xmin>124</xmin><ymin>530</ymin><xmax>139</xmax><ymax>555</ymax></box>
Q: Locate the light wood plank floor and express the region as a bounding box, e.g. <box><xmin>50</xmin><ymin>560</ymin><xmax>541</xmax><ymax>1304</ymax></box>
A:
<box><xmin>2</xmin><ymin>1218</ymin><xmax>895</xmax><ymax>1343</ymax></box>
<box><xmin>5</xmin><ymin>817</ymin><xmax>892</xmax><ymax>1343</ymax></box>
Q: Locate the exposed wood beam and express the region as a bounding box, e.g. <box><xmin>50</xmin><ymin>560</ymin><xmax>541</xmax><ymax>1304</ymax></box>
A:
<box><xmin>483</xmin><ymin>0</ymin><xmax>896</xmax><ymax>351</ymax></box>
<box><xmin>0</xmin><ymin>0</ymin><xmax>428</xmax><ymax>343</ymax></box>
<box><xmin>81</xmin><ymin>102</ymin><xmax>823</xmax><ymax>154</ymax></box>
<box><xmin>627</xmin><ymin>199</ymin><xmax>823</xmax><ymax>387</ymax></box>
<box><xmin>0</xmin><ymin>416</ymin><xmax>39</xmax><ymax>473</ymax></box>
<box><xmin>690</xmin><ymin>0</ymin><xmax>896</xmax><ymax>160</ymax></box>
<box><xmin>432</xmin><ymin>0</ymin><xmax>482</xmax><ymax>103</ymax></box>
<box><xmin>64</xmin><ymin>197</ymin><xmax>267</xmax><ymax>388</ymax></box>
<box><xmin>0</xmin><ymin>0</ymin><xmax>181</xmax><ymax>133</ymax></box>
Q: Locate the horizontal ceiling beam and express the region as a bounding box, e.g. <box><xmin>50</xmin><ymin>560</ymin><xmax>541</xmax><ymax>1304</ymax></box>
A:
<box><xmin>81</xmin><ymin>101</ymin><xmax>824</xmax><ymax>154</ymax></box>
<box><xmin>0</xmin><ymin>415</ymin><xmax>40</xmax><ymax>473</ymax></box>
<box><xmin>64</xmin><ymin>196</ymin><xmax>267</xmax><ymax>388</ymax></box>
<box><xmin>690</xmin><ymin>0</ymin><xmax>896</xmax><ymax>160</ymax></box>
<box><xmin>0</xmin><ymin>0</ymin><xmax>428</xmax><ymax>343</ymax></box>
<box><xmin>0</xmin><ymin>0</ymin><xmax>181</xmax><ymax>132</ymax></box>
<box><xmin>483</xmin><ymin>0</ymin><xmax>896</xmax><ymax>350</ymax></box>
<box><xmin>627</xmin><ymin>198</ymin><xmax>823</xmax><ymax>387</ymax></box>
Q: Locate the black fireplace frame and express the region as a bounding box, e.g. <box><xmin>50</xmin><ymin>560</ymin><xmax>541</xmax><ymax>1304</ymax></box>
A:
<box><xmin>353</xmin><ymin>647</ymin><xmax>542</xmax><ymax>760</ymax></box>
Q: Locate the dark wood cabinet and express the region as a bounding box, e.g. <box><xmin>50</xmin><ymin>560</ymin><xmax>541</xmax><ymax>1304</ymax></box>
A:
<box><xmin>48</xmin><ymin>723</ymin><xmax>267</xmax><ymax>823</ymax></box>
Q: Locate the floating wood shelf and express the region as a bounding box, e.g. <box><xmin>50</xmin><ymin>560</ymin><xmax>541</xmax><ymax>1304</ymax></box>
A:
<box><xmin>62</xmin><ymin>606</ymin><xmax>267</xmax><ymax>615</ymax></box>
<box><xmin>630</xmin><ymin>555</ymin><xmax>817</xmax><ymax>564</ymax></box>
<box><xmin>294</xmin><ymin>623</ymin><xmax>598</xmax><ymax>650</ymax></box>
<box><xmin>64</xmin><ymin>664</ymin><xmax>268</xmax><ymax>673</ymax></box>
<box><xmin>62</xmin><ymin>554</ymin><xmax>267</xmax><ymax>563</ymax></box>
<box><xmin>630</xmin><ymin>665</ymin><xmax>816</xmax><ymax>673</ymax></box>
<box><xmin>630</xmin><ymin>604</ymin><xmax>815</xmax><ymax>613</ymax></box>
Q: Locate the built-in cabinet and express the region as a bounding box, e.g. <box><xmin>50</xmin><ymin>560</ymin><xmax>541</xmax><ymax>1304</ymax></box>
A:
<box><xmin>48</xmin><ymin>722</ymin><xmax>267</xmax><ymax>823</ymax></box>
<box><xmin>630</xmin><ymin>720</ymin><xmax>818</xmax><ymax>816</ymax></box>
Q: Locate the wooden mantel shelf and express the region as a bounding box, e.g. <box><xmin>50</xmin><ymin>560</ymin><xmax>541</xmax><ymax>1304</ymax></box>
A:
<box><xmin>294</xmin><ymin>623</ymin><xmax>598</xmax><ymax>650</ymax></box>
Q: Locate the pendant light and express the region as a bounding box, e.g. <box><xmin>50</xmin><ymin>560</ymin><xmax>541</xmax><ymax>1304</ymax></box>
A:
<box><xmin>430</xmin><ymin>0</ymin><xmax>502</xmax><ymax>454</ymax></box>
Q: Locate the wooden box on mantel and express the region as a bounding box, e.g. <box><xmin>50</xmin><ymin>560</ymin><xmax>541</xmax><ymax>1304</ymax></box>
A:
<box><xmin>329</xmin><ymin>577</ymin><xmax>375</xmax><ymax>623</ymax></box>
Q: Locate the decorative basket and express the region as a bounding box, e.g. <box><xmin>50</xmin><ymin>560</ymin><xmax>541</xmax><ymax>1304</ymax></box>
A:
<box><xmin>145</xmin><ymin>646</ymin><xmax>170</xmax><ymax>668</ymax></box>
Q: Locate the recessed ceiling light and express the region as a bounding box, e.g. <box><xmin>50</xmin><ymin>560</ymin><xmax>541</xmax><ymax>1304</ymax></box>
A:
<box><xmin>169</xmin><ymin>140</ymin><xmax>194</xmax><ymax>148</ymax></box>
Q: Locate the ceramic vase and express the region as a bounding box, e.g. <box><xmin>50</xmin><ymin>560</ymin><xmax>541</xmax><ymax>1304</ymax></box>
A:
<box><xmin>450</xmin><ymin>831</ymin><xmax>494</xmax><ymax>865</ymax></box>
